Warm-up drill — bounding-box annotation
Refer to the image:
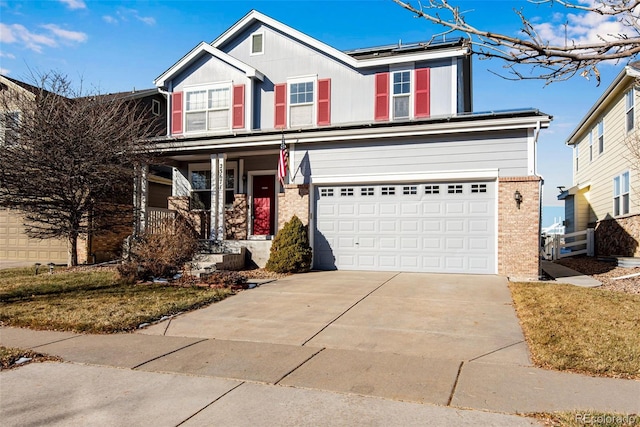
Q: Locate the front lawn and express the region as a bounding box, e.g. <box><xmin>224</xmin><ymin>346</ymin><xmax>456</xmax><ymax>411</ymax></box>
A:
<box><xmin>0</xmin><ymin>267</ymin><xmax>234</xmax><ymax>333</ymax></box>
<box><xmin>510</xmin><ymin>281</ymin><xmax>640</xmax><ymax>379</ymax></box>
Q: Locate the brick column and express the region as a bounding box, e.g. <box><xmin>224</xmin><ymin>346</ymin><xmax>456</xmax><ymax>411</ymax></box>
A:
<box><xmin>277</xmin><ymin>184</ymin><xmax>310</xmax><ymax>231</ymax></box>
<box><xmin>225</xmin><ymin>194</ymin><xmax>248</xmax><ymax>240</ymax></box>
<box><xmin>498</xmin><ymin>177</ymin><xmax>541</xmax><ymax>280</ymax></box>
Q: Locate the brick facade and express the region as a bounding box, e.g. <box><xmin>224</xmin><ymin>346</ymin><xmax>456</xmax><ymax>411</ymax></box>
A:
<box><xmin>225</xmin><ymin>194</ymin><xmax>248</xmax><ymax>240</ymax></box>
<box><xmin>277</xmin><ymin>184</ymin><xmax>310</xmax><ymax>231</ymax></box>
<box><xmin>498</xmin><ymin>177</ymin><xmax>541</xmax><ymax>280</ymax></box>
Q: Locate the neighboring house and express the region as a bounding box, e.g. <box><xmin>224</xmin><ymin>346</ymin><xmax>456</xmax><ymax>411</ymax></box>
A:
<box><xmin>140</xmin><ymin>10</ymin><xmax>551</xmax><ymax>279</ymax></box>
<box><xmin>0</xmin><ymin>75</ymin><xmax>168</xmax><ymax>264</ymax></box>
<box><xmin>559</xmin><ymin>63</ymin><xmax>640</xmax><ymax>256</ymax></box>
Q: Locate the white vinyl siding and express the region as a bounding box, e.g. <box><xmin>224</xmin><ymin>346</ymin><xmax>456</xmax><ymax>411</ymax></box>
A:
<box><xmin>573</xmin><ymin>86</ymin><xmax>638</xmax><ymax>224</ymax></box>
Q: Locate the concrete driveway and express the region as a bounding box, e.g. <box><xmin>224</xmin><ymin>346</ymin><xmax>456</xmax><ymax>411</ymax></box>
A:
<box><xmin>141</xmin><ymin>271</ymin><xmax>530</xmax><ymax>365</ymax></box>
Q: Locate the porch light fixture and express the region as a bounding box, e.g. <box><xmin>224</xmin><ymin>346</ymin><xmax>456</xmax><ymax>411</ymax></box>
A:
<box><xmin>514</xmin><ymin>190</ymin><xmax>523</xmax><ymax>209</ymax></box>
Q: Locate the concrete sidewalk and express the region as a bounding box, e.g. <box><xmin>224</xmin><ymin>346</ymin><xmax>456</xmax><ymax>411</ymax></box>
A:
<box><xmin>1</xmin><ymin>271</ymin><xmax>638</xmax><ymax>425</ymax></box>
<box><xmin>1</xmin><ymin>326</ymin><xmax>638</xmax><ymax>426</ymax></box>
<box><xmin>541</xmin><ymin>260</ymin><xmax>602</xmax><ymax>287</ymax></box>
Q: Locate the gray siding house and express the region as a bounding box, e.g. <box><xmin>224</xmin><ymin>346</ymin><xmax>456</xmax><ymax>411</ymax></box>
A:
<box><xmin>142</xmin><ymin>10</ymin><xmax>551</xmax><ymax>279</ymax></box>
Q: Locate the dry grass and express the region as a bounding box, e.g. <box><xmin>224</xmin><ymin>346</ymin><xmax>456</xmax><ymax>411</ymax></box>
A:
<box><xmin>531</xmin><ymin>411</ymin><xmax>639</xmax><ymax>426</ymax></box>
<box><xmin>510</xmin><ymin>281</ymin><xmax>640</xmax><ymax>379</ymax></box>
<box><xmin>0</xmin><ymin>267</ymin><xmax>234</xmax><ymax>333</ymax></box>
<box><xmin>0</xmin><ymin>346</ymin><xmax>60</xmax><ymax>370</ymax></box>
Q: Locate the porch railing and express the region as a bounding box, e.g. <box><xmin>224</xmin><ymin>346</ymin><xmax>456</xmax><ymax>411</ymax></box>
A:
<box><xmin>542</xmin><ymin>228</ymin><xmax>595</xmax><ymax>260</ymax></box>
<box><xmin>146</xmin><ymin>207</ymin><xmax>177</xmax><ymax>235</ymax></box>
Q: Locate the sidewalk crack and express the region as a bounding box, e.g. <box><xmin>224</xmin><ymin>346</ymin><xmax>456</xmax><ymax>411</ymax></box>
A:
<box><xmin>274</xmin><ymin>347</ymin><xmax>325</xmax><ymax>385</ymax></box>
<box><xmin>131</xmin><ymin>339</ymin><xmax>208</xmax><ymax>370</ymax></box>
<box><xmin>301</xmin><ymin>272</ymin><xmax>400</xmax><ymax>346</ymax></box>
<box><xmin>468</xmin><ymin>340</ymin><xmax>525</xmax><ymax>363</ymax></box>
<box><xmin>175</xmin><ymin>382</ymin><xmax>245</xmax><ymax>426</ymax></box>
<box><xmin>447</xmin><ymin>361</ymin><xmax>464</xmax><ymax>406</ymax></box>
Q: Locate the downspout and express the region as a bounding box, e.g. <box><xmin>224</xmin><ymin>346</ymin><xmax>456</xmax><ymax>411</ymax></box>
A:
<box><xmin>157</xmin><ymin>86</ymin><xmax>171</xmax><ymax>137</ymax></box>
<box><xmin>533</xmin><ymin>121</ymin><xmax>543</xmax><ymax>279</ymax></box>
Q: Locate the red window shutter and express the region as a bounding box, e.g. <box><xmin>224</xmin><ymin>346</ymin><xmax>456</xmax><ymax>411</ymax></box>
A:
<box><xmin>317</xmin><ymin>78</ymin><xmax>331</xmax><ymax>126</ymax></box>
<box><xmin>232</xmin><ymin>84</ymin><xmax>245</xmax><ymax>129</ymax></box>
<box><xmin>374</xmin><ymin>73</ymin><xmax>389</xmax><ymax>121</ymax></box>
<box><xmin>414</xmin><ymin>68</ymin><xmax>431</xmax><ymax>118</ymax></box>
<box><xmin>274</xmin><ymin>83</ymin><xmax>287</xmax><ymax>129</ymax></box>
<box><xmin>171</xmin><ymin>92</ymin><xmax>183</xmax><ymax>134</ymax></box>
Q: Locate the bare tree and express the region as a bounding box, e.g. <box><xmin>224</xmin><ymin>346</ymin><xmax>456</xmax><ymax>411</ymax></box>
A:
<box><xmin>394</xmin><ymin>0</ymin><xmax>640</xmax><ymax>84</ymax></box>
<box><xmin>0</xmin><ymin>72</ymin><xmax>159</xmax><ymax>266</ymax></box>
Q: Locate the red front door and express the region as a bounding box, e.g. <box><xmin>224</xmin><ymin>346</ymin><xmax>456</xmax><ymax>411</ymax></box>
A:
<box><xmin>253</xmin><ymin>175</ymin><xmax>275</xmax><ymax>235</ymax></box>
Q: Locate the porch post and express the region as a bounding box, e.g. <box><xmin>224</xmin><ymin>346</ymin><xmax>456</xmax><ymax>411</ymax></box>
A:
<box><xmin>210</xmin><ymin>154</ymin><xmax>217</xmax><ymax>241</ymax></box>
<box><xmin>140</xmin><ymin>163</ymin><xmax>148</xmax><ymax>234</ymax></box>
<box><xmin>133</xmin><ymin>162</ymin><xmax>148</xmax><ymax>236</ymax></box>
<box><xmin>216</xmin><ymin>154</ymin><xmax>226</xmax><ymax>241</ymax></box>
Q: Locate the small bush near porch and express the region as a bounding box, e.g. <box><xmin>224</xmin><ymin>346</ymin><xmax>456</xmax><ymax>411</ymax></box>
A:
<box><xmin>510</xmin><ymin>281</ymin><xmax>640</xmax><ymax>379</ymax></box>
<box><xmin>266</xmin><ymin>215</ymin><xmax>312</xmax><ymax>273</ymax></box>
<box><xmin>0</xmin><ymin>267</ymin><xmax>233</xmax><ymax>333</ymax></box>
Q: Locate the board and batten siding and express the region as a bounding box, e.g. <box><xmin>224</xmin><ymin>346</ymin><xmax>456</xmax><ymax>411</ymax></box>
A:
<box><xmin>291</xmin><ymin>130</ymin><xmax>530</xmax><ymax>182</ymax></box>
<box><xmin>220</xmin><ymin>22</ymin><xmax>458</xmax><ymax>129</ymax></box>
<box><xmin>573</xmin><ymin>84</ymin><xmax>639</xmax><ymax>222</ymax></box>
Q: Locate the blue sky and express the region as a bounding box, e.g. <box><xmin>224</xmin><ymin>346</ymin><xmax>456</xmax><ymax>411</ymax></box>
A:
<box><xmin>0</xmin><ymin>0</ymin><xmax>631</xmax><ymax>207</ymax></box>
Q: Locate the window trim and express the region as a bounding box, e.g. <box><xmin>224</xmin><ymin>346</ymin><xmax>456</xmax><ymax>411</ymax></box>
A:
<box><xmin>597</xmin><ymin>118</ymin><xmax>604</xmax><ymax>154</ymax></box>
<box><xmin>183</xmin><ymin>82</ymin><xmax>232</xmax><ymax>134</ymax></box>
<box><xmin>0</xmin><ymin>111</ymin><xmax>20</xmax><ymax>145</ymax></box>
<box><xmin>626</xmin><ymin>88</ymin><xmax>635</xmax><ymax>133</ymax></box>
<box><xmin>287</xmin><ymin>75</ymin><xmax>317</xmax><ymax>128</ymax></box>
<box><xmin>390</xmin><ymin>68</ymin><xmax>413</xmax><ymax>120</ymax></box>
<box><xmin>588</xmin><ymin>131</ymin><xmax>593</xmax><ymax>162</ymax></box>
<box><xmin>613</xmin><ymin>170</ymin><xmax>630</xmax><ymax>217</ymax></box>
<box><xmin>250</xmin><ymin>31</ymin><xmax>264</xmax><ymax>56</ymax></box>
<box><xmin>188</xmin><ymin>161</ymin><xmax>238</xmax><ymax>210</ymax></box>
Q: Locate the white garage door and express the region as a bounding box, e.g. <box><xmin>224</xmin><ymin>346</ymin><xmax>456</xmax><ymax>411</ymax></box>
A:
<box><xmin>314</xmin><ymin>181</ymin><xmax>496</xmax><ymax>274</ymax></box>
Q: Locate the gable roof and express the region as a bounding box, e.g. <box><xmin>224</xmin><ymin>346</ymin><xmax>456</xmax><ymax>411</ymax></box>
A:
<box><xmin>155</xmin><ymin>10</ymin><xmax>470</xmax><ymax>89</ymax></box>
<box><xmin>566</xmin><ymin>62</ymin><xmax>640</xmax><ymax>145</ymax></box>
<box><xmin>213</xmin><ymin>10</ymin><xmax>469</xmax><ymax>69</ymax></box>
<box><xmin>154</xmin><ymin>42</ymin><xmax>265</xmax><ymax>88</ymax></box>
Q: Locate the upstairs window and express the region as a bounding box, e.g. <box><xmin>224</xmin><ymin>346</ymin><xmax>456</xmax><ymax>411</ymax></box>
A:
<box><xmin>185</xmin><ymin>84</ymin><xmax>230</xmax><ymax>133</ymax></box>
<box><xmin>289</xmin><ymin>80</ymin><xmax>314</xmax><ymax>127</ymax></box>
<box><xmin>251</xmin><ymin>32</ymin><xmax>264</xmax><ymax>55</ymax></box>
<box><xmin>626</xmin><ymin>89</ymin><xmax>635</xmax><ymax>133</ymax></box>
<box><xmin>597</xmin><ymin>119</ymin><xmax>604</xmax><ymax>154</ymax></box>
<box><xmin>392</xmin><ymin>71</ymin><xmax>411</xmax><ymax>119</ymax></box>
<box><xmin>575</xmin><ymin>145</ymin><xmax>579</xmax><ymax>172</ymax></box>
<box><xmin>589</xmin><ymin>131</ymin><xmax>593</xmax><ymax>162</ymax></box>
<box><xmin>0</xmin><ymin>111</ymin><xmax>20</xmax><ymax>145</ymax></box>
<box><xmin>613</xmin><ymin>171</ymin><xmax>630</xmax><ymax>216</ymax></box>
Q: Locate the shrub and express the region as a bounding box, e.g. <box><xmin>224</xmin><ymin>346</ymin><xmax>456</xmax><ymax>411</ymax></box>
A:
<box><xmin>265</xmin><ymin>215</ymin><xmax>312</xmax><ymax>273</ymax></box>
<box><xmin>118</xmin><ymin>218</ymin><xmax>200</xmax><ymax>282</ymax></box>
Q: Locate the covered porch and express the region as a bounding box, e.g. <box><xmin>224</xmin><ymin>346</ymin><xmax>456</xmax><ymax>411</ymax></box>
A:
<box><xmin>133</xmin><ymin>142</ymin><xmax>310</xmax><ymax>267</ymax></box>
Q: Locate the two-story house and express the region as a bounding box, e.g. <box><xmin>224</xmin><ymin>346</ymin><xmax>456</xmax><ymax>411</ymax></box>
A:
<box><xmin>559</xmin><ymin>63</ymin><xmax>640</xmax><ymax>256</ymax></box>
<box><xmin>142</xmin><ymin>10</ymin><xmax>551</xmax><ymax>279</ymax></box>
<box><xmin>0</xmin><ymin>74</ymin><xmax>168</xmax><ymax>264</ymax></box>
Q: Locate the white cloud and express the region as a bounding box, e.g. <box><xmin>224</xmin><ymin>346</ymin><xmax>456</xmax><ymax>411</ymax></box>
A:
<box><xmin>0</xmin><ymin>67</ymin><xmax>10</xmax><ymax>75</ymax></box>
<box><xmin>0</xmin><ymin>22</ymin><xmax>87</xmax><ymax>53</ymax></box>
<box><xmin>103</xmin><ymin>15</ymin><xmax>118</xmax><ymax>25</ymax></box>
<box><xmin>0</xmin><ymin>52</ymin><xmax>16</xmax><ymax>59</ymax></box>
<box><xmin>41</xmin><ymin>24</ymin><xmax>88</xmax><ymax>43</ymax></box>
<box><xmin>136</xmin><ymin>15</ymin><xmax>156</xmax><ymax>26</ymax></box>
<box><xmin>532</xmin><ymin>1</ymin><xmax>635</xmax><ymax>47</ymax></box>
<box><xmin>102</xmin><ymin>8</ymin><xmax>156</xmax><ymax>26</ymax></box>
<box><xmin>58</xmin><ymin>0</ymin><xmax>86</xmax><ymax>10</ymax></box>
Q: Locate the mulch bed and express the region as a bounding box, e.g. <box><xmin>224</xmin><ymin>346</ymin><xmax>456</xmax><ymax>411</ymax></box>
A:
<box><xmin>556</xmin><ymin>256</ymin><xmax>640</xmax><ymax>294</ymax></box>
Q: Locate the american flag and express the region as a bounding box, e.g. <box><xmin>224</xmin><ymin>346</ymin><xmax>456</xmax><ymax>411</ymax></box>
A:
<box><xmin>278</xmin><ymin>133</ymin><xmax>288</xmax><ymax>185</ymax></box>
